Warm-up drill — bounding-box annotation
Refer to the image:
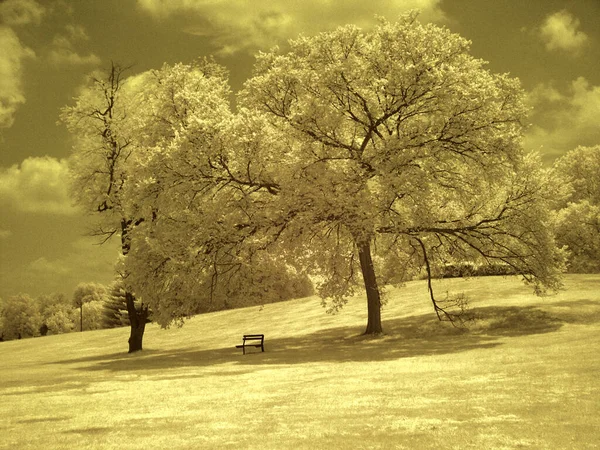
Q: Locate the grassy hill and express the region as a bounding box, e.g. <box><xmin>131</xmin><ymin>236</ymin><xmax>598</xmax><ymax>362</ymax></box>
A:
<box><xmin>1</xmin><ymin>275</ymin><xmax>599</xmax><ymax>449</ymax></box>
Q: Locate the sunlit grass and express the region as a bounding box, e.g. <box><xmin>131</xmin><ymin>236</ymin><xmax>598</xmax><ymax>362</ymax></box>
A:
<box><xmin>1</xmin><ymin>275</ymin><xmax>599</xmax><ymax>449</ymax></box>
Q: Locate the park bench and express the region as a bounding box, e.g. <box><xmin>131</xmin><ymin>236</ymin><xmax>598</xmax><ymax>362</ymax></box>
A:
<box><xmin>236</xmin><ymin>334</ymin><xmax>265</xmax><ymax>355</ymax></box>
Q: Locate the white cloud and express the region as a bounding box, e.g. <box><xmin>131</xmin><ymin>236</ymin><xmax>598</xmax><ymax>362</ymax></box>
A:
<box><xmin>18</xmin><ymin>236</ymin><xmax>119</xmax><ymax>297</ymax></box>
<box><xmin>539</xmin><ymin>10</ymin><xmax>588</xmax><ymax>54</ymax></box>
<box><xmin>526</xmin><ymin>83</ymin><xmax>564</xmax><ymax>105</ymax></box>
<box><xmin>29</xmin><ymin>237</ymin><xmax>119</xmax><ymax>278</ymax></box>
<box><xmin>0</xmin><ymin>0</ymin><xmax>45</xmax><ymax>26</ymax></box>
<box><xmin>0</xmin><ymin>26</ymin><xmax>35</xmax><ymax>129</ymax></box>
<box><xmin>29</xmin><ymin>256</ymin><xmax>71</xmax><ymax>275</ymax></box>
<box><xmin>524</xmin><ymin>77</ymin><xmax>600</xmax><ymax>161</ymax></box>
<box><xmin>48</xmin><ymin>48</ymin><xmax>102</xmax><ymax>66</ymax></box>
<box><xmin>136</xmin><ymin>0</ymin><xmax>445</xmax><ymax>55</ymax></box>
<box><xmin>0</xmin><ymin>156</ymin><xmax>78</xmax><ymax>215</ymax></box>
<box><xmin>47</xmin><ymin>24</ymin><xmax>101</xmax><ymax>66</ymax></box>
<box><xmin>64</xmin><ymin>24</ymin><xmax>89</xmax><ymax>41</ymax></box>
<box><xmin>0</xmin><ymin>1</ymin><xmax>43</xmax><ymax>129</ymax></box>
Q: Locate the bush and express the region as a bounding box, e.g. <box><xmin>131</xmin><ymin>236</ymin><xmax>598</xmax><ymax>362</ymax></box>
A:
<box><xmin>428</xmin><ymin>262</ymin><xmax>519</xmax><ymax>279</ymax></box>
<box><xmin>44</xmin><ymin>305</ymin><xmax>77</xmax><ymax>334</ymax></box>
<box><xmin>37</xmin><ymin>293</ymin><xmax>76</xmax><ymax>335</ymax></box>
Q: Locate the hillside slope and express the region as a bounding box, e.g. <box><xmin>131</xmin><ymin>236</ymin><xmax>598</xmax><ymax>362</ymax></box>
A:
<box><xmin>1</xmin><ymin>275</ymin><xmax>599</xmax><ymax>449</ymax></box>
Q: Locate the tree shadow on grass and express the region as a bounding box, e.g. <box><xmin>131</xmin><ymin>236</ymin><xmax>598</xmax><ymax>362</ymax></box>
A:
<box><xmin>467</xmin><ymin>305</ymin><xmax>565</xmax><ymax>336</ymax></box>
<box><xmin>542</xmin><ymin>299</ymin><xmax>600</xmax><ymax>325</ymax></box>
<box><xmin>50</xmin><ymin>301</ymin><xmax>590</xmax><ymax>374</ymax></box>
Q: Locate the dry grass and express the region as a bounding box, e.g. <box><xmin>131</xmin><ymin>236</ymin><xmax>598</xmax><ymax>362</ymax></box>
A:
<box><xmin>1</xmin><ymin>275</ymin><xmax>599</xmax><ymax>449</ymax></box>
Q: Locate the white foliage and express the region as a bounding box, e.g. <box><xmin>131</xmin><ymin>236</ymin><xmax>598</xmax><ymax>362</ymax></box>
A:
<box><xmin>64</xmin><ymin>14</ymin><xmax>565</xmax><ymax>329</ymax></box>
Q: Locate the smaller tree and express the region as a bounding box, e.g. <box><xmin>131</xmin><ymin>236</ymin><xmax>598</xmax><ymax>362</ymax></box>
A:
<box><xmin>72</xmin><ymin>283</ymin><xmax>107</xmax><ymax>332</ymax></box>
<box><xmin>553</xmin><ymin>145</ymin><xmax>600</xmax><ymax>272</ymax></box>
<box><xmin>61</xmin><ymin>59</ymin><xmax>230</xmax><ymax>351</ymax></box>
<box><xmin>1</xmin><ymin>294</ymin><xmax>42</xmax><ymax>340</ymax></box>
<box><xmin>554</xmin><ymin>202</ymin><xmax>600</xmax><ymax>273</ymax></box>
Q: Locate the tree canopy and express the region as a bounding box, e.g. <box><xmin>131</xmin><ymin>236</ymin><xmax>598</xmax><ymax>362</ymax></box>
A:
<box><xmin>235</xmin><ymin>14</ymin><xmax>564</xmax><ymax>330</ymax></box>
<box><xmin>64</xmin><ymin>13</ymin><xmax>566</xmax><ymax>339</ymax></box>
<box><xmin>553</xmin><ymin>145</ymin><xmax>600</xmax><ymax>273</ymax></box>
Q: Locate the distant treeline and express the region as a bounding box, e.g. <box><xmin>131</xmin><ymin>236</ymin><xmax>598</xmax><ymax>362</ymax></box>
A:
<box><xmin>0</xmin><ymin>273</ymin><xmax>314</xmax><ymax>342</ymax></box>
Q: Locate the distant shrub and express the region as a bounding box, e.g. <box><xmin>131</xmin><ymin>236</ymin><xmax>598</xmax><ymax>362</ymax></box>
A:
<box><xmin>1</xmin><ymin>294</ymin><xmax>42</xmax><ymax>340</ymax></box>
<box><xmin>37</xmin><ymin>293</ymin><xmax>76</xmax><ymax>335</ymax></box>
<box><xmin>423</xmin><ymin>262</ymin><xmax>519</xmax><ymax>279</ymax></box>
<box><xmin>473</xmin><ymin>264</ymin><xmax>518</xmax><ymax>277</ymax></box>
<box><xmin>201</xmin><ymin>263</ymin><xmax>315</xmax><ymax>313</ymax></box>
<box><xmin>44</xmin><ymin>306</ymin><xmax>76</xmax><ymax>335</ymax></box>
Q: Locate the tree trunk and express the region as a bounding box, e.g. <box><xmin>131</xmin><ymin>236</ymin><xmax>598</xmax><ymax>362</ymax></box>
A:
<box><xmin>121</xmin><ymin>219</ymin><xmax>149</xmax><ymax>353</ymax></box>
<box><xmin>125</xmin><ymin>291</ymin><xmax>148</xmax><ymax>353</ymax></box>
<box><xmin>357</xmin><ymin>239</ymin><xmax>383</xmax><ymax>335</ymax></box>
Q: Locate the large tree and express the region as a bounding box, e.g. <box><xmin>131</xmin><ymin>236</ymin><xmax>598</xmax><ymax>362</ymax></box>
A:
<box><xmin>236</xmin><ymin>14</ymin><xmax>563</xmax><ymax>333</ymax></box>
<box><xmin>121</xmin><ymin>14</ymin><xmax>563</xmax><ymax>335</ymax></box>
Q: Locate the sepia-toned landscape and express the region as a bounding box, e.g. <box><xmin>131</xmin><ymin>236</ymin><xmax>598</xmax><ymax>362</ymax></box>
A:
<box><xmin>1</xmin><ymin>1</ymin><xmax>599</xmax><ymax>448</ymax></box>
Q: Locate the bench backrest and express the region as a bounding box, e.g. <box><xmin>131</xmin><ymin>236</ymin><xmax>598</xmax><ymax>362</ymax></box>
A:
<box><xmin>243</xmin><ymin>334</ymin><xmax>264</xmax><ymax>341</ymax></box>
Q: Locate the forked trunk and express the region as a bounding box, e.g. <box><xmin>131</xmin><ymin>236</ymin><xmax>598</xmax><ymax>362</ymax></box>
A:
<box><xmin>357</xmin><ymin>239</ymin><xmax>383</xmax><ymax>335</ymax></box>
<box><xmin>125</xmin><ymin>291</ymin><xmax>148</xmax><ymax>353</ymax></box>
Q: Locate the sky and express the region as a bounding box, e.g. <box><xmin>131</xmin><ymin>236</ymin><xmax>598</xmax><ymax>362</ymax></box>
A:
<box><xmin>0</xmin><ymin>0</ymin><xmax>599</xmax><ymax>300</ymax></box>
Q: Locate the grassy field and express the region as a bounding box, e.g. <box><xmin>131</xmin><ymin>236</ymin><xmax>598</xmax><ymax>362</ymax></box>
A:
<box><xmin>1</xmin><ymin>275</ymin><xmax>599</xmax><ymax>449</ymax></box>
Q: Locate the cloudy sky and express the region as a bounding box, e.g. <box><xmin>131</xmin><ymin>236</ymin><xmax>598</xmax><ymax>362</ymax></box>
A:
<box><xmin>0</xmin><ymin>0</ymin><xmax>599</xmax><ymax>300</ymax></box>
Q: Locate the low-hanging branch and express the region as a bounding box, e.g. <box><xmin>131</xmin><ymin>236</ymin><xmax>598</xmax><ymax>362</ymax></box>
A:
<box><xmin>413</xmin><ymin>237</ymin><xmax>471</xmax><ymax>326</ymax></box>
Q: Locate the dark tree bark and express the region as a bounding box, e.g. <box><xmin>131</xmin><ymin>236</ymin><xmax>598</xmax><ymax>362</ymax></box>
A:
<box><xmin>121</xmin><ymin>219</ymin><xmax>148</xmax><ymax>353</ymax></box>
<box><xmin>125</xmin><ymin>291</ymin><xmax>148</xmax><ymax>353</ymax></box>
<box><xmin>357</xmin><ymin>239</ymin><xmax>383</xmax><ymax>335</ymax></box>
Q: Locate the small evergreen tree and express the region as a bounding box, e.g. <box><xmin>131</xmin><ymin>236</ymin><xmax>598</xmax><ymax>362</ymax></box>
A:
<box><xmin>102</xmin><ymin>280</ymin><xmax>130</xmax><ymax>328</ymax></box>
